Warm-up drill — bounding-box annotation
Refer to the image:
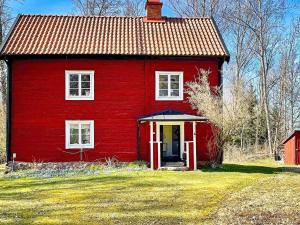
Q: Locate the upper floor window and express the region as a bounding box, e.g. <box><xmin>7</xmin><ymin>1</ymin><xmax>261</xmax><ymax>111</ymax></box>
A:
<box><xmin>65</xmin><ymin>70</ymin><xmax>94</xmax><ymax>100</ymax></box>
<box><xmin>155</xmin><ymin>71</ymin><xmax>183</xmax><ymax>101</ymax></box>
<box><xmin>65</xmin><ymin>120</ymin><xmax>94</xmax><ymax>149</ymax></box>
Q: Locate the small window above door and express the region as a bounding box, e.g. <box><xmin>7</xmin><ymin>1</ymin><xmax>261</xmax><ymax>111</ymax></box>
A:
<box><xmin>155</xmin><ymin>71</ymin><xmax>183</xmax><ymax>101</ymax></box>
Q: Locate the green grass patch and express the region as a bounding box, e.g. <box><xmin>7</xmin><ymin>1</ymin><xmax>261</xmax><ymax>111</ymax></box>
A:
<box><xmin>0</xmin><ymin>160</ymin><xmax>299</xmax><ymax>225</ymax></box>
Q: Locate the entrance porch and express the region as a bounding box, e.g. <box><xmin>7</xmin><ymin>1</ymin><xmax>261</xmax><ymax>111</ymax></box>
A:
<box><xmin>138</xmin><ymin>110</ymin><xmax>207</xmax><ymax>171</ymax></box>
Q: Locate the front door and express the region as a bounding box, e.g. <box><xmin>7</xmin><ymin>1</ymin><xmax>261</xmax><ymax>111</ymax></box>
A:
<box><xmin>160</xmin><ymin>125</ymin><xmax>181</xmax><ymax>162</ymax></box>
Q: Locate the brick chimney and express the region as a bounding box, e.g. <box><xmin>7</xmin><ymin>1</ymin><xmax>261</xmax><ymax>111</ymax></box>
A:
<box><xmin>144</xmin><ymin>0</ymin><xmax>165</xmax><ymax>22</ymax></box>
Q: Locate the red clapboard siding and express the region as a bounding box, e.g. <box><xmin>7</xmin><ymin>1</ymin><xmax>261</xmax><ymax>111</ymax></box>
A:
<box><xmin>284</xmin><ymin>131</ymin><xmax>300</xmax><ymax>165</ymax></box>
<box><xmin>11</xmin><ymin>58</ymin><xmax>220</xmax><ymax>162</ymax></box>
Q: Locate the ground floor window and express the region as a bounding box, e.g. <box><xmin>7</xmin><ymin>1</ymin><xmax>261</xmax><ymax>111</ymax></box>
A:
<box><xmin>65</xmin><ymin>120</ymin><xmax>94</xmax><ymax>149</ymax></box>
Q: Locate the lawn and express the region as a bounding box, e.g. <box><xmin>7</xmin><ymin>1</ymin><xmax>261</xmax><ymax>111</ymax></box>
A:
<box><xmin>0</xmin><ymin>160</ymin><xmax>299</xmax><ymax>225</ymax></box>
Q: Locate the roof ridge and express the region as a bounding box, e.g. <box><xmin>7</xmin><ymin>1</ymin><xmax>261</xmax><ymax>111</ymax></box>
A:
<box><xmin>18</xmin><ymin>14</ymin><xmax>213</xmax><ymax>20</ymax></box>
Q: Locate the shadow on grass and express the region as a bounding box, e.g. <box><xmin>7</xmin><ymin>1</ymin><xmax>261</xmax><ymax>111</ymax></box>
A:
<box><xmin>201</xmin><ymin>164</ymin><xmax>300</xmax><ymax>174</ymax></box>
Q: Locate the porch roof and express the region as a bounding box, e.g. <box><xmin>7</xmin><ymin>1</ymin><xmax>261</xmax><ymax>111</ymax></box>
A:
<box><xmin>138</xmin><ymin>109</ymin><xmax>208</xmax><ymax>122</ymax></box>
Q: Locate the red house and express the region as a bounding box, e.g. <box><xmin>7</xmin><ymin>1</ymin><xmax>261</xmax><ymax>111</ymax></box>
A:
<box><xmin>0</xmin><ymin>0</ymin><xmax>229</xmax><ymax>170</ymax></box>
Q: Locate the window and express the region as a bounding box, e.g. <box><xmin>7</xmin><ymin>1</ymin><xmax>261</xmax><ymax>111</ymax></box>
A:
<box><xmin>155</xmin><ymin>71</ymin><xmax>183</xmax><ymax>100</ymax></box>
<box><xmin>65</xmin><ymin>120</ymin><xmax>94</xmax><ymax>149</ymax></box>
<box><xmin>65</xmin><ymin>70</ymin><xmax>94</xmax><ymax>100</ymax></box>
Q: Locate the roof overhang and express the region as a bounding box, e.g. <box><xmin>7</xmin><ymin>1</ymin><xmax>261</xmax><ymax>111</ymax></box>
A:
<box><xmin>138</xmin><ymin>109</ymin><xmax>208</xmax><ymax>122</ymax></box>
<box><xmin>282</xmin><ymin>128</ymin><xmax>300</xmax><ymax>144</ymax></box>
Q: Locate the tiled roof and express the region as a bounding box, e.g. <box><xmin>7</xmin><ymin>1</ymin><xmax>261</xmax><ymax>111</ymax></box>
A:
<box><xmin>0</xmin><ymin>15</ymin><xmax>229</xmax><ymax>60</ymax></box>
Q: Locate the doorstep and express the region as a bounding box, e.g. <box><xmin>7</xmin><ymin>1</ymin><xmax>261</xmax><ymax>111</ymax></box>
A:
<box><xmin>159</xmin><ymin>161</ymin><xmax>189</xmax><ymax>171</ymax></box>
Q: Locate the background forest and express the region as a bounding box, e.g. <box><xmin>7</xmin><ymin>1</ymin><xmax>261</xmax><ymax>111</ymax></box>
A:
<box><xmin>0</xmin><ymin>0</ymin><xmax>300</xmax><ymax>162</ymax></box>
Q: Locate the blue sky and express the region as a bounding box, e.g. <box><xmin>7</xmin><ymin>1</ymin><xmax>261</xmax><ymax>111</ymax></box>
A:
<box><xmin>8</xmin><ymin>0</ymin><xmax>176</xmax><ymax>17</ymax></box>
<box><xmin>9</xmin><ymin>0</ymin><xmax>76</xmax><ymax>16</ymax></box>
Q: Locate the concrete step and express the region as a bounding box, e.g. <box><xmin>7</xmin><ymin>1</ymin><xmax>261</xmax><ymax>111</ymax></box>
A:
<box><xmin>159</xmin><ymin>166</ymin><xmax>189</xmax><ymax>171</ymax></box>
<box><xmin>163</xmin><ymin>162</ymin><xmax>185</xmax><ymax>167</ymax></box>
<box><xmin>159</xmin><ymin>162</ymin><xmax>189</xmax><ymax>171</ymax></box>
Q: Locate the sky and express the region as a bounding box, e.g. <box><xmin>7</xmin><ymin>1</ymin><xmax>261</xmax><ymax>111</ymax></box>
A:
<box><xmin>8</xmin><ymin>0</ymin><xmax>176</xmax><ymax>17</ymax></box>
<box><xmin>9</xmin><ymin>0</ymin><xmax>75</xmax><ymax>16</ymax></box>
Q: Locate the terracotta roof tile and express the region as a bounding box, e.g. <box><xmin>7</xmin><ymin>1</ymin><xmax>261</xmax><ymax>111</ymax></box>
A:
<box><xmin>0</xmin><ymin>15</ymin><xmax>229</xmax><ymax>60</ymax></box>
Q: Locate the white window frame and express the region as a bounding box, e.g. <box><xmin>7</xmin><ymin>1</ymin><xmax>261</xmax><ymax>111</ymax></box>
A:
<box><xmin>155</xmin><ymin>71</ymin><xmax>184</xmax><ymax>101</ymax></box>
<box><xmin>65</xmin><ymin>120</ymin><xmax>94</xmax><ymax>149</ymax></box>
<box><xmin>65</xmin><ymin>70</ymin><xmax>95</xmax><ymax>100</ymax></box>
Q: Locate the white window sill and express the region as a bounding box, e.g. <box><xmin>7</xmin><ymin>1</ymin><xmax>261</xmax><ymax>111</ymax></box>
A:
<box><xmin>155</xmin><ymin>97</ymin><xmax>184</xmax><ymax>101</ymax></box>
<box><xmin>66</xmin><ymin>145</ymin><xmax>94</xmax><ymax>149</ymax></box>
<box><xmin>65</xmin><ymin>96</ymin><xmax>94</xmax><ymax>101</ymax></box>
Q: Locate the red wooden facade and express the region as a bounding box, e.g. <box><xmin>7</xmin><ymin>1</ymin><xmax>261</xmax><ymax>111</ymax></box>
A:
<box><xmin>1</xmin><ymin>1</ymin><xmax>230</xmax><ymax>169</ymax></box>
<box><xmin>283</xmin><ymin>130</ymin><xmax>300</xmax><ymax>165</ymax></box>
<box><xmin>9</xmin><ymin>57</ymin><xmax>221</xmax><ymax>167</ymax></box>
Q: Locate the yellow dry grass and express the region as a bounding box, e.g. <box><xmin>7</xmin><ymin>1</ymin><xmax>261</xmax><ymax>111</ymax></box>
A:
<box><xmin>0</xmin><ymin>159</ymin><xmax>299</xmax><ymax>225</ymax></box>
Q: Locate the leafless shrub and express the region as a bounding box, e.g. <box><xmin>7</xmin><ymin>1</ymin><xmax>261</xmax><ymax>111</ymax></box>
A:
<box><xmin>104</xmin><ymin>157</ymin><xmax>120</xmax><ymax>167</ymax></box>
<box><xmin>186</xmin><ymin>68</ymin><xmax>259</xmax><ymax>164</ymax></box>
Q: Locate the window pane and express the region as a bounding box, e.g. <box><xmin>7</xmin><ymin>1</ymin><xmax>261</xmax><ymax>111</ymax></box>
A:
<box><xmin>171</xmin><ymin>75</ymin><xmax>179</xmax><ymax>82</ymax></box>
<box><xmin>70</xmin><ymin>135</ymin><xmax>79</xmax><ymax>144</ymax></box>
<box><xmin>82</xmin><ymin>135</ymin><xmax>90</xmax><ymax>144</ymax></box>
<box><xmin>81</xmin><ymin>124</ymin><xmax>91</xmax><ymax>144</ymax></box>
<box><xmin>81</xmin><ymin>81</ymin><xmax>90</xmax><ymax>89</ymax></box>
<box><xmin>81</xmin><ymin>75</ymin><xmax>90</xmax><ymax>81</ymax></box>
<box><xmin>70</xmin><ymin>89</ymin><xmax>79</xmax><ymax>96</ymax></box>
<box><xmin>159</xmin><ymin>90</ymin><xmax>168</xmax><ymax>96</ymax></box>
<box><xmin>70</xmin><ymin>74</ymin><xmax>79</xmax><ymax>82</ymax></box>
<box><xmin>159</xmin><ymin>82</ymin><xmax>168</xmax><ymax>89</ymax></box>
<box><xmin>70</xmin><ymin>124</ymin><xmax>79</xmax><ymax>145</ymax></box>
<box><xmin>171</xmin><ymin>82</ymin><xmax>179</xmax><ymax>89</ymax></box>
<box><xmin>70</xmin><ymin>82</ymin><xmax>79</xmax><ymax>88</ymax></box>
<box><xmin>171</xmin><ymin>90</ymin><xmax>179</xmax><ymax>97</ymax></box>
<box><xmin>159</xmin><ymin>75</ymin><xmax>168</xmax><ymax>82</ymax></box>
<box><xmin>81</xmin><ymin>89</ymin><xmax>91</xmax><ymax>96</ymax></box>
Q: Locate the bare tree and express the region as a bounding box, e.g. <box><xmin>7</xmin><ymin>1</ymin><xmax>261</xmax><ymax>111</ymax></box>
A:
<box><xmin>0</xmin><ymin>0</ymin><xmax>23</xmax><ymax>104</ymax></box>
<box><xmin>123</xmin><ymin>0</ymin><xmax>144</xmax><ymax>16</ymax></box>
<box><xmin>269</xmin><ymin>18</ymin><xmax>300</xmax><ymax>155</ymax></box>
<box><xmin>225</xmin><ymin>0</ymin><xmax>288</xmax><ymax>154</ymax></box>
<box><xmin>72</xmin><ymin>0</ymin><xmax>122</xmax><ymax>16</ymax></box>
<box><xmin>166</xmin><ymin>0</ymin><xmax>221</xmax><ymax>17</ymax></box>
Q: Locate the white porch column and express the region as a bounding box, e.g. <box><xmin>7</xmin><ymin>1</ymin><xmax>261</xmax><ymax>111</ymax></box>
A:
<box><xmin>193</xmin><ymin>121</ymin><xmax>197</xmax><ymax>171</ymax></box>
<box><xmin>185</xmin><ymin>142</ymin><xmax>190</xmax><ymax>168</ymax></box>
<box><xmin>158</xmin><ymin>141</ymin><xmax>161</xmax><ymax>169</ymax></box>
<box><xmin>150</xmin><ymin>121</ymin><xmax>154</xmax><ymax>170</ymax></box>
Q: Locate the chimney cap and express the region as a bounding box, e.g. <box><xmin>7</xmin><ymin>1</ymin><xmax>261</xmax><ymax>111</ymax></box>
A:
<box><xmin>145</xmin><ymin>0</ymin><xmax>164</xmax><ymax>22</ymax></box>
<box><xmin>145</xmin><ymin>0</ymin><xmax>162</xmax><ymax>8</ymax></box>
